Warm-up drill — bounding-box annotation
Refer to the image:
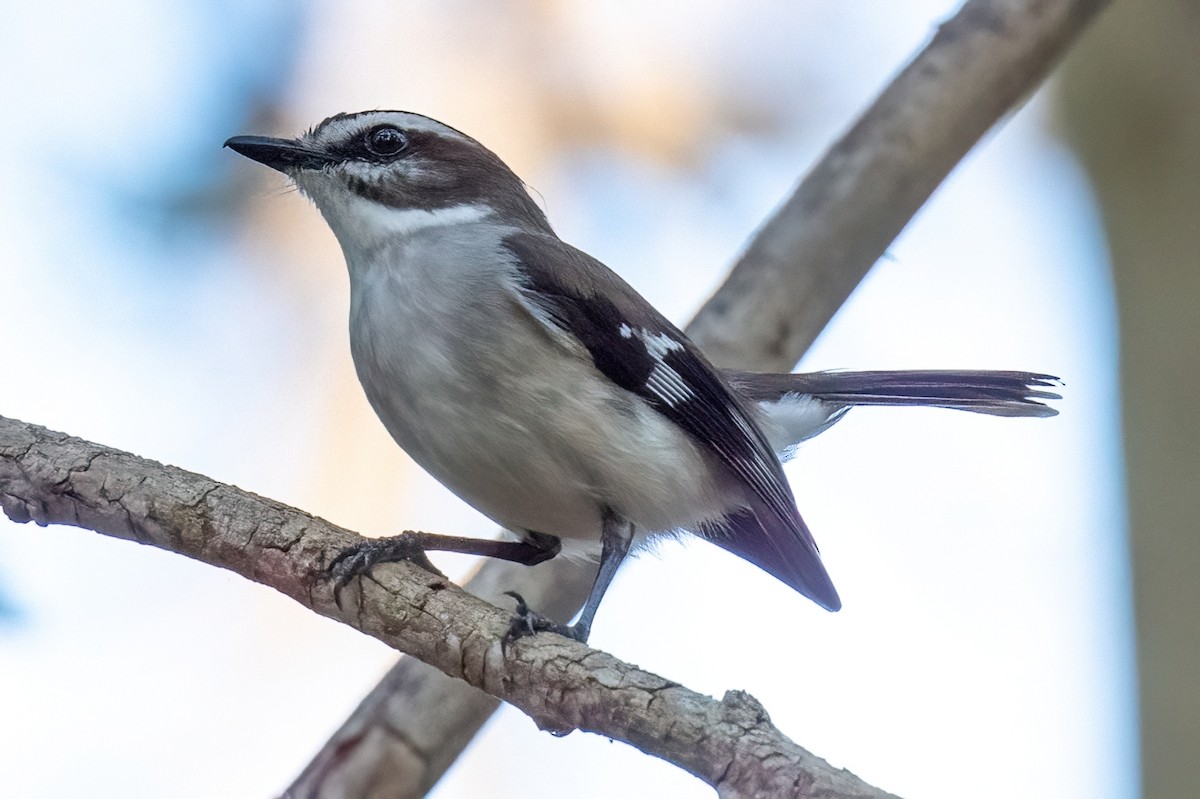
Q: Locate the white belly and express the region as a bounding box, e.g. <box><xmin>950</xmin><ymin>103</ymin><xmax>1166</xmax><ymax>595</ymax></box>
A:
<box><xmin>347</xmin><ymin>253</ymin><xmax>738</xmax><ymax>541</ymax></box>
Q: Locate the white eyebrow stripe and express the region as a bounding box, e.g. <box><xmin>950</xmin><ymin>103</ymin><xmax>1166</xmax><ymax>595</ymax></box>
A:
<box><xmin>308</xmin><ymin>111</ymin><xmax>471</xmax><ymax>149</ymax></box>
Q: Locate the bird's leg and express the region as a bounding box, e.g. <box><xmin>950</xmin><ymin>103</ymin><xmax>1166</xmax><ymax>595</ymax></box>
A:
<box><xmin>505</xmin><ymin>512</ymin><xmax>633</xmax><ymax>645</ymax></box>
<box><xmin>571</xmin><ymin>515</ymin><xmax>633</xmax><ymax>640</ymax></box>
<box><xmin>330</xmin><ymin>530</ymin><xmax>561</xmax><ymax>608</ymax></box>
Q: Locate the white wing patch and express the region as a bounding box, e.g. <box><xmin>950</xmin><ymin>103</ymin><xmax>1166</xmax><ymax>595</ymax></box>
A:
<box><xmin>621</xmin><ymin>326</ymin><xmax>693</xmax><ymax>408</ymax></box>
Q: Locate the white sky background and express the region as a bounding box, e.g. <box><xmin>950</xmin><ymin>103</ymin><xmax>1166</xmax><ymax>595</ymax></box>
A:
<box><xmin>0</xmin><ymin>2</ymin><xmax>1135</xmax><ymax>798</ymax></box>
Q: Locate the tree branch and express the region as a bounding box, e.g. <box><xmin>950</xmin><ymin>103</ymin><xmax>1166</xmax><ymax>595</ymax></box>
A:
<box><xmin>287</xmin><ymin>556</ymin><xmax>596</xmax><ymax>799</ymax></box>
<box><xmin>692</xmin><ymin>0</ymin><xmax>1109</xmax><ymax>372</ymax></box>
<box><xmin>0</xmin><ymin>416</ymin><xmax>895</xmax><ymax>799</ymax></box>
<box><xmin>283</xmin><ymin>0</ymin><xmax>1111</xmax><ymax>795</ymax></box>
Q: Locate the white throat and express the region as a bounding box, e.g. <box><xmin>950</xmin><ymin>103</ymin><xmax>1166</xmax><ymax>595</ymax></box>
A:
<box><xmin>296</xmin><ymin>173</ymin><xmax>492</xmax><ymax>256</ymax></box>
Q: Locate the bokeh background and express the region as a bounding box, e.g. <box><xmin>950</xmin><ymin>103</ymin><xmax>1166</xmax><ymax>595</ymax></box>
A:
<box><xmin>3</xmin><ymin>1</ymin><xmax>1194</xmax><ymax>797</ymax></box>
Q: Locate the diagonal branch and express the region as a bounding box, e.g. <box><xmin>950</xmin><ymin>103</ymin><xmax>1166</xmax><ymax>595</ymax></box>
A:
<box><xmin>690</xmin><ymin>0</ymin><xmax>1110</xmax><ymax>372</ymax></box>
<box><xmin>0</xmin><ymin>416</ymin><xmax>895</xmax><ymax>799</ymax></box>
<box><xmin>285</xmin><ymin>0</ymin><xmax>1110</xmax><ymax>795</ymax></box>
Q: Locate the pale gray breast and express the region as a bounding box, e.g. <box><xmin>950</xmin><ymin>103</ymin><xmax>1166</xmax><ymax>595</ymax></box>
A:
<box><xmin>349</xmin><ymin>224</ymin><xmax>525</xmax><ymax>377</ymax></box>
<box><xmin>340</xmin><ymin>222</ymin><xmax>738</xmax><ymax>538</ymax></box>
<box><xmin>344</xmin><ymin>223</ymin><xmax>560</xmax><ymax>470</ymax></box>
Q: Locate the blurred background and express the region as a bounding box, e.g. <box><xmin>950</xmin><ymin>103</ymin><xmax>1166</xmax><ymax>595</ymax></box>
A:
<box><xmin>2</xmin><ymin>1</ymin><xmax>1194</xmax><ymax>797</ymax></box>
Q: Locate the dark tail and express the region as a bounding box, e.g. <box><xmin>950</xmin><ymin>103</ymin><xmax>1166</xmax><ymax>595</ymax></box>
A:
<box><xmin>725</xmin><ymin>369</ymin><xmax>1061</xmax><ymax>418</ymax></box>
<box><xmin>701</xmin><ymin>501</ymin><xmax>842</xmax><ymax>612</ymax></box>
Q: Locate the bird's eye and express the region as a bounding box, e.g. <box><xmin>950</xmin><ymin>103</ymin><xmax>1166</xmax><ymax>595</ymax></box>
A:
<box><xmin>364</xmin><ymin>125</ymin><xmax>408</xmax><ymax>157</ymax></box>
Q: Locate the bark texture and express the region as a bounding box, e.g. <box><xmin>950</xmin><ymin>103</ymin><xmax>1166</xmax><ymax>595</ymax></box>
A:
<box><xmin>0</xmin><ymin>416</ymin><xmax>895</xmax><ymax>799</ymax></box>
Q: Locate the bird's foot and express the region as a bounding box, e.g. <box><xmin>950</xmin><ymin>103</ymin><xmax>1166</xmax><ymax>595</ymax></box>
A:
<box><xmin>329</xmin><ymin>533</ymin><xmax>444</xmax><ymax>609</ymax></box>
<box><xmin>502</xmin><ymin>591</ymin><xmax>590</xmax><ymax>650</ymax></box>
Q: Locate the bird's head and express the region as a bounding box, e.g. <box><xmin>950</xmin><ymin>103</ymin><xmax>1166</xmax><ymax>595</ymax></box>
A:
<box><xmin>225</xmin><ymin>110</ymin><xmax>550</xmax><ymax>247</ymax></box>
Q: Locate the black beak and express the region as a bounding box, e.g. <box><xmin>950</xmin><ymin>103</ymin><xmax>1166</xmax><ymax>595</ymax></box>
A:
<box><xmin>224</xmin><ymin>135</ymin><xmax>338</xmax><ymax>173</ymax></box>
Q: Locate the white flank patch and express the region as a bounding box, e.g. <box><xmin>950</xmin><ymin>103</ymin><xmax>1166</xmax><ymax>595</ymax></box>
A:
<box><xmin>755</xmin><ymin>392</ymin><xmax>846</xmax><ymax>460</ymax></box>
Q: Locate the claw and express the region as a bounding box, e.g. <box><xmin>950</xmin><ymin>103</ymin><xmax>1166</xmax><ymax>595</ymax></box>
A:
<box><xmin>329</xmin><ymin>533</ymin><xmax>444</xmax><ymax>609</ymax></box>
<box><xmin>503</xmin><ymin>591</ymin><xmax>535</xmax><ymax>645</ymax></box>
<box><xmin>501</xmin><ymin>591</ymin><xmax>589</xmax><ymax>651</ymax></box>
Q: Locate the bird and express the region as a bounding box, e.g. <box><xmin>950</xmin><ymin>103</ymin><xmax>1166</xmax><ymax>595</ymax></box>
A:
<box><xmin>225</xmin><ymin>110</ymin><xmax>1059</xmax><ymax>643</ymax></box>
